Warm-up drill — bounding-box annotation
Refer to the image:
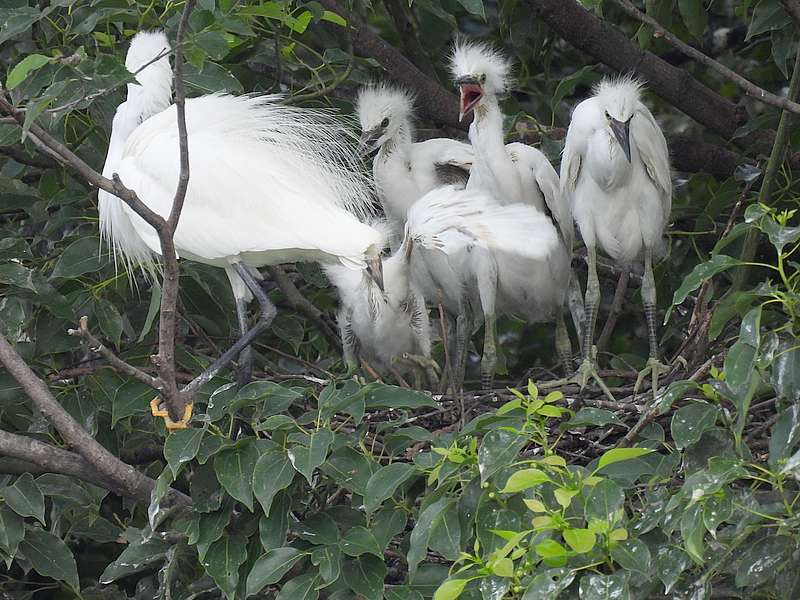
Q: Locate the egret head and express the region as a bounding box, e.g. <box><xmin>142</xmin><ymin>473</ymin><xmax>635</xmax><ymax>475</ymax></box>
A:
<box><xmin>356</xmin><ymin>84</ymin><xmax>415</xmax><ymax>155</ymax></box>
<box><xmin>594</xmin><ymin>76</ymin><xmax>644</xmax><ymax>163</ymax></box>
<box><xmin>449</xmin><ymin>40</ymin><xmax>511</xmax><ymax>121</ymax></box>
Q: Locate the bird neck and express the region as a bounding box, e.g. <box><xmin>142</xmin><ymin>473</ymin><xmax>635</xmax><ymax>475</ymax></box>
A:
<box><xmin>467</xmin><ymin>98</ymin><xmax>525</xmax><ymax>204</ymax></box>
<box><xmin>377</xmin><ymin>120</ymin><xmax>414</xmax><ymax>163</ymax></box>
<box><xmin>102</xmin><ymin>102</ymin><xmax>139</xmax><ymax>177</ymax></box>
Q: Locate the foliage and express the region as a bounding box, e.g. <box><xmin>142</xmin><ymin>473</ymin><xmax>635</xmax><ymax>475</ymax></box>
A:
<box><xmin>1</xmin><ymin>0</ymin><xmax>800</xmax><ymax>598</ymax></box>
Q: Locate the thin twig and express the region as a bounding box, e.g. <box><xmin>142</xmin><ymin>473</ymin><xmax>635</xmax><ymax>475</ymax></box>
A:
<box><xmin>612</xmin><ymin>0</ymin><xmax>800</xmax><ymax>115</ymax></box>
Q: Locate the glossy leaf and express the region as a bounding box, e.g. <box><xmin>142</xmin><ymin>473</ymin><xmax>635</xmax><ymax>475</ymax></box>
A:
<box><xmin>246</xmin><ymin>547</ymin><xmax>305</xmax><ymax>595</ymax></box>
<box><xmin>671</xmin><ymin>402</ymin><xmax>720</xmax><ymax>449</ymax></box>
<box><xmin>164</xmin><ymin>427</ymin><xmax>204</xmax><ymax>476</ymax></box>
<box><xmin>288</xmin><ymin>428</ymin><xmax>334</xmax><ymax>484</ymax></box>
<box><xmin>478</xmin><ymin>429</ymin><xmax>526</xmax><ymax>484</ymax></box>
<box><xmin>2</xmin><ymin>473</ymin><xmax>45</xmax><ymax>524</ymax></box>
<box><xmin>342</xmin><ymin>555</ymin><xmax>386</xmax><ymax>600</ymax></box>
<box><xmin>214</xmin><ymin>440</ymin><xmax>259</xmax><ymax>511</ymax></box>
<box><xmin>253</xmin><ymin>451</ymin><xmax>296</xmax><ymax>516</ymax></box>
<box><xmin>202</xmin><ymin>534</ymin><xmax>247</xmax><ymax>600</ymax></box>
<box><xmin>20</xmin><ymin>528</ymin><xmax>79</xmax><ymax>590</ymax></box>
<box><xmin>364</xmin><ymin>462</ymin><xmax>417</xmax><ymax>514</ymax></box>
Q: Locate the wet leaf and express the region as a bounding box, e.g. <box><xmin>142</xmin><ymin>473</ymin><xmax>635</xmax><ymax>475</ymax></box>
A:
<box><xmin>610</xmin><ymin>539</ymin><xmax>651</xmax><ymax>574</ymax></box>
<box><xmin>522</xmin><ymin>568</ymin><xmax>576</xmax><ymax>599</ymax></box>
<box><xmin>735</xmin><ymin>535</ymin><xmax>793</xmax><ymax>587</ymax></box>
<box><xmin>429</xmin><ymin>501</ymin><xmax>461</xmax><ymax>561</ymax></box>
<box><xmin>584</xmin><ymin>479</ymin><xmax>624</xmax><ymax>524</ymax></box>
<box><xmin>671</xmin><ymin>402</ymin><xmax>720</xmax><ymax>449</ymax></box>
<box><xmin>0</xmin><ymin>505</ymin><xmax>24</xmax><ymax>557</ymax></box>
<box><xmin>578</xmin><ymin>573</ymin><xmax>630</xmax><ymax>600</ymax></box>
<box><xmin>478</xmin><ymin>429</ymin><xmax>526</xmax><ymax>484</ymax></box>
<box><xmin>769</xmin><ymin>405</ymin><xmax>800</xmax><ymax>469</ymax></box>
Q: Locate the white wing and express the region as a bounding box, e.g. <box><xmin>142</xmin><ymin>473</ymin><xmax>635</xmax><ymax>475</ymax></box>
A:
<box><xmin>410</xmin><ymin>138</ymin><xmax>473</xmax><ymax>189</ymax></box>
<box><xmin>632</xmin><ymin>102</ymin><xmax>672</xmax><ymax>222</ymax></box>
<box><xmin>507</xmin><ymin>142</ymin><xmax>573</xmax><ymax>251</ymax></box>
<box><xmin>116</xmin><ymin>94</ymin><xmax>382</xmax><ymax>268</ymax></box>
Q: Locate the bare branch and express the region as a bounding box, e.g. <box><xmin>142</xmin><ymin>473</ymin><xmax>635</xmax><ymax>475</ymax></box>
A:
<box><xmin>68</xmin><ymin>316</ymin><xmax>161</xmax><ymax>389</ymax></box>
<box><xmin>611</xmin><ymin>0</ymin><xmax>800</xmax><ymax>115</ymax></box>
<box><xmin>0</xmin><ymin>333</ymin><xmax>189</xmax><ymax>506</ymax></box>
<box><xmin>0</xmin><ymin>144</ymin><xmax>57</xmax><ymax>168</ymax></box>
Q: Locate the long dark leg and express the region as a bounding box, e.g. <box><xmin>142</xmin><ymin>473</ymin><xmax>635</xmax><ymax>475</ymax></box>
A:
<box><xmin>642</xmin><ymin>248</ymin><xmax>658</xmax><ymax>361</ymax></box>
<box><xmin>235</xmin><ymin>296</ymin><xmax>253</xmax><ymax>388</ymax></box>
<box><xmin>454</xmin><ymin>310</ymin><xmax>469</xmax><ymax>394</ymax></box>
<box><xmin>555</xmin><ymin>312</ymin><xmax>572</xmax><ymax>376</ymax></box>
<box><xmin>183</xmin><ymin>264</ymin><xmax>276</xmax><ymax>396</ymax></box>
<box><xmin>582</xmin><ymin>245</ymin><xmax>601</xmax><ymax>360</ymax></box>
<box><xmin>597</xmin><ymin>267</ymin><xmax>629</xmax><ymax>354</ymax></box>
<box><xmin>481</xmin><ymin>313</ymin><xmax>497</xmax><ymax>391</ymax></box>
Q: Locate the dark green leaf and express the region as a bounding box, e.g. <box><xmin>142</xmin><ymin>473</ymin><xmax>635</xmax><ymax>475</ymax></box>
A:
<box><xmin>260</xmin><ymin>491</ymin><xmax>291</xmax><ymax>551</ymax></box>
<box><xmin>214</xmin><ymin>440</ymin><xmax>259</xmax><ymax>510</ymax></box>
<box><xmin>2</xmin><ymin>473</ymin><xmax>45</xmax><ymax>524</ymax></box>
<box><xmin>735</xmin><ymin>535</ymin><xmax>793</xmax><ymax>587</ymax></box>
<box><xmin>164</xmin><ymin>427</ymin><xmax>204</xmax><ymax>476</ymax></box>
<box><xmin>288</xmin><ymin>428</ymin><xmax>334</xmax><ymax>484</ymax></box>
<box><xmin>654</xmin><ymin>546</ymin><xmax>691</xmax><ymax>595</ymax></box>
<box><xmin>522</xmin><ymin>568</ymin><xmax>576</xmax><ymax>600</ymax></box>
<box><xmin>407</xmin><ymin>497</ymin><xmax>448</xmax><ymax>581</ymax></box>
<box><xmin>362</xmin><ymin>383</ymin><xmax>438</xmax><ymax>409</ymax></box>
<box><xmin>311</xmin><ymin>544</ymin><xmax>342</xmax><ymax>584</ymax></box>
<box><xmin>50</xmin><ymin>237</ymin><xmax>106</xmax><ymax>278</ymax></box>
<box><xmin>771</xmin><ymin>340</ymin><xmax>800</xmax><ymax>401</ymax></box>
<box><xmin>769</xmin><ymin>405</ymin><xmax>800</xmax><ymax>469</ymax></box>
<box><xmin>20</xmin><ymin>528</ymin><xmax>79</xmax><ymax>590</ymax></box>
<box><xmin>100</xmin><ymin>536</ymin><xmax>170</xmax><ymax>583</ymax></box>
<box><xmin>671</xmin><ymin>402</ymin><xmax>720</xmax><ymax>449</ymax></box>
<box><xmin>678</xmin><ymin>0</ymin><xmax>707</xmax><ymax>38</ymax></box>
<box><xmin>276</xmin><ymin>573</ymin><xmax>320</xmax><ymax>600</ymax></box>
<box><xmin>246</xmin><ymin>547</ymin><xmax>305</xmax><ymax>595</ymax></box>
<box><xmin>429</xmin><ymin>501</ymin><xmax>461</xmax><ymax>561</ymax></box>
<box><xmin>584</xmin><ymin>479</ymin><xmax>624</xmax><ymax>524</ymax></box>
<box><xmin>667</xmin><ymin>255</ymin><xmax>740</xmax><ymax>320</ymax></box>
<box><xmin>340</xmin><ymin>526</ymin><xmax>382</xmax><ymax>557</ymax></box>
<box><xmin>0</xmin><ymin>504</ymin><xmax>24</xmax><ymax>557</ymax></box>
<box><xmin>202</xmin><ymin>534</ymin><xmax>247</xmax><ymax>600</ymax></box>
<box><xmin>565</xmin><ymin>407</ymin><xmax>624</xmax><ymax>428</ymax></box>
<box><xmin>478</xmin><ymin>429</ymin><xmax>526</xmax><ymax>484</ymax></box>
<box><xmin>610</xmin><ymin>539</ymin><xmax>651</xmax><ymax>574</ymax></box>
<box><xmin>253</xmin><ymin>451</ymin><xmax>296</xmax><ymax>516</ymax></box>
<box><xmin>455</xmin><ymin>0</ymin><xmax>484</xmax><ymax>17</ymax></box>
<box><xmin>297</xmin><ymin>512</ymin><xmax>339</xmax><ymax>546</ymax></box>
<box><xmin>679</xmin><ymin>503</ymin><xmax>704</xmax><ymax>564</ymax></box>
<box><xmin>364</xmin><ymin>462</ymin><xmax>417</xmax><ymax>514</ymax></box>
<box><xmin>342</xmin><ymin>555</ymin><xmax>386</xmax><ymax>600</ymax></box>
<box><xmin>196</xmin><ymin>502</ymin><xmax>233</xmax><ymax>561</ymax></box>
<box><xmin>578</xmin><ymin>573</ymin><xmax>629</xmax><ymax>600</ymax></box>
<box><xmin>321</xmin><ymin>447</ymin><xmax>376</xmax><ymax>495</ymax></box>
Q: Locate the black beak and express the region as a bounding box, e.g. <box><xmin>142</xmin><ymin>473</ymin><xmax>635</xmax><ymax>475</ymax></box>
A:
<box><xmin>358</xmin><ymin>129</ymin><xmax>382</xmax><ymax>156</ymax></box>
<box><xmin>610</xmin><ymin>117</ymin><xmax>632</xmax><ymax>162</ymax></box>
<box><xmin>455</xmin><ymin>75</ymin><xmax>483</xmax><ymax>122</ymax></box>
<box><xmin>366</xmin><ymin>256</ymin><xmax>384</xmax><ymax>292</ymax></box>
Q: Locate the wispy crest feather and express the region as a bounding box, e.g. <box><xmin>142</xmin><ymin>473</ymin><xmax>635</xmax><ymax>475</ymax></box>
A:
<box><xmin>593</xmin><ymin>74</ymin><xmax>645</xmax><ymax>116</ymax></box>
<box><xmin>449</xmin><ymin>39</ymin><xmax>512</xmax><ymax>94</ymax></box>
<box><xmin>356</xmin><ymin>83</ymin><xmax>415</xmax><ymax>131</ymax></box>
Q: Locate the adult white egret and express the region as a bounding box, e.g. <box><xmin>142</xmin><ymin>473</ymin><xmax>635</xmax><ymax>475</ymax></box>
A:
<box><xmin>560</xmin><ymin>76</ymin><xmax>672</xmax><ymax>397</ymax></box>
<box><xmin>405</xmin><ymin>185</ymin><xmax>560</xmax><ymax>390</ymax></box>
<box><xmin>99</xmin><ymin>31</ymin><xmax>383</xmax><ymax>427</ymax></box>
<box><xmin>450</xmin><ymin>41</ymin><xmax>580</xmax><ymax>381</ymax></box>
<box><xmin>356</xmin><ymin>84</ymin><xmax>473</xmax><ymax>240</ymax></box>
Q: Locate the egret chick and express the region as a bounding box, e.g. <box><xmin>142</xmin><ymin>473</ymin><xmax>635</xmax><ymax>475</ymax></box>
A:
<box><xmin>406</xmin><ymin>185</ymin><xmax>560</xmax><ymax>390</ymax></box>
<box><xmin>450</xmin><ymin>41</ymin><xmax>581</xmax><ymax>377</ymax></box>
<box><xmin>325</xmin><ymin>231</ymin><xmax>437</xmax><ymax>387</ymax></box>
<box><xmin>560</xmin><ymin>76</ymin><xmax>672</xmax><ymax>397</ymax></box>
<box><xmin>100</xmin><ymin>31</ymin><xmax>382</xmax><ymax>427</ymax></box>
<box><xmin>356</xmin><ymin>84</ymin><xmax>473</xmax><ymax>240</ymax></box>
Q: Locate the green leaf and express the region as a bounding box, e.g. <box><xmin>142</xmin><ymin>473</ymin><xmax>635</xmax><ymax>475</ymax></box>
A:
<box><xmin>362</xmin><ymin>383</ymin><xmax>438</xmax><ymax>409</ymax></box>
<box><xmin>276</xmin><ymin>573</ymin><xmax>320</xmax><ymax>600</ymax></box>
<box><xmin>50</xmin><ymin>237</ymin><xmax>106</xmax><ymax>279</ymax></box>
<box><xmin>110</xmin><ymin>380</ymin><xmax>153</xmax><ymax>426</ymax></box>
<box><xmin>364</xmin><ymin>462</ymin><xmax>416</xmax><ymax>514</ymax></box>
<box><xmin>654</xmin><ymin>546</ymin><xmax>691</xmax><ymax>594</ymax></box>
<box><xmin>201</xmin><ymin>534</ymin><xmax>247</xmax><ymax>600</ymax></box>
<box><xmin>500</xmin><ymin>468</ymin><xmax>550</xmax><ymax>493</ymax></box>
<box><xmin>184</xmin><ymin>61</ymin><xmax>243</xmax><ymax>94</ymax></box>
<box><xmin>596</xmin><ymin>447</ymin><xmax>653</xmax><ymax>470</ymax></box>
<box><xmin>214</xmin><ymin>440</ymin><xmax>259</xmax><ymax>510</ymax></box>
<box><xmin>2</xmin><ymin>473</ymin><xmax>44</xmax><ymax>524</ymax></box>
<box><xmin>455</xmin><ymin>0</ymin><xmax>484</xmax><ymax>17</ymax></box>
<box><xmin>253</xmin><ymin>451</ymin><xmax>296</xmax><ymax>516</ymax></box>
<box><xmin>610</xmin><ymin>539</ymin><xmax>651</xmax><ymax>574</ymax></box>
<box><xmin>163</xmin><ymin>428</ymin><xmax>204</xmax><ymax>476</ymax></box>
<box><xmin>246</xmin><ymin>547</ymin><xmax>305</xmax><ymax>595</ymax></box>
<box><xmin>578</xmin><ymin>573</ymin><xmax>630</xmax><ymax>600</ymax></box>
<box><xmin>534</xmin><ymin>538</ymin><xmax>567</xmax><ymax>566</ymax></box>
<box><xmin>297</xmin><ymin>512</ymin><xmax>339</xmax><ymax>546</ymax></box>
<box><xmin>196</xmin><ymin>503</ymin><xmax>233</xmax><ymax>561</ymax></box>
<box><xmin>584</xmin><ymin>479</ymin><xmax>624</xmax><ymax>524</ymax></box>
<box><xmin>407</xmin><ymin>497</ymin><xmax>448</xmax><ymax>581</ymax></box>
<box><xmin>734</xmin><ymin>535</ymin><xmax>793</xmax><ymax>587</ymax></box>
<box><xmin>7</xmin><ymin>54</ymin><xmax>50</xmax><ymax>89</ymax></box>
<box><xmin>551</xmin><ymin>65</ymin><xmax>598</xmax><ymax>113</ymax></box>
<box><xmin>747</xmin><ymin>0</ymin><xmax>792</xmax><ymax>40</ymax></box>
<box><xmin>678</xmin><ymin>0</ymin><xmax>707</xmax><ymax>39</ymax></box>
<box><xmin>679</xmin><ymin>503</ymin><xmax>705</xmax><ymax>564</ymax></box>
<box><xmin>260</xmin><ymin>492</ymin><xmax>291</xmax><ymax>551</ymax></box>
<box><xmin>321</xmin><ymin>10</ymin><xmax>347</xmax><ymax>26</ymax></box>
<box><xmin>671</xmin><ymin>402</ymin><xmax>719</xmax><ymax>449</ymax></box>
<box><xmin>429</xmin><ymin>501</ymin><xmax>461</xmax><ymax>561</ymax></box>
<box><xmin>771</xmin><ymin>339</ymin><xmax>800</xmax><ymax>401</ymax></box>
<box><xmin>94</xmin><ymin>297</ymin><xmax>124</xmax><ymax>347</ymax></box>
<box><xmin>138</xmin><ymin>280</ymin><xmax>161</xmax><ymax>341</ymax></box>
<box><xmin>667</xmin><ymin>255</ymin><xmax>740</xmax><ymax>321</ymax></box>
<box><xmin>311</xmin><ymin>544</ymin><xmax>342</xmax><ymax>583</ymax></box>
<box><xmin>522</xmin><ymin>568</ymin><xmax>576</xmax><ymax>599</ymax></box>
<box><xmin>433</xmin><ymin>578</ymin><xmax>469</xmax><ymax>600</ymax></box>
<box><xmin>19</xmin><ymin>528</ymin><xmax>79</xmax><ymax>590</ymax></box>
<box><xmin>769</xmin><ymin>405</ymin><xmax>800</xmax><ymax>469</ymax></box>
<box><xmin>0</xmin><ymin>7</ymin><xmax>43</xmax><ymax>45</ymax></box>
<box><xmin>342</xmin><ymin>555</ymin><xmax>386</xmax><ymax>600</ymax></box>
<box><xmin>340</xmin><ymin>526</ymin><xmax>382</xmax><ymax>557</ymax></box>
<box><xmin>562</xmin><ymin>528</ymin><xmax>595</xmax><ymax>554</ymax></box>
<box><xmin>100</xmin><ymin>536</ymin><xmax>170</xmax><ymax>583</ymax></box>
<box><xmin>0</xmin><ymin>504</ymin><xmax>24</xmax><ymax>558</ymax></box>
<box><xmin>288</xmin><ymin>428</ymin><xmax>334</xmax><ymax>484</ymax></box>
<box><xmin>478</xmin><ymin>429</ymin><xmax>526</xmax><ymax>484</ymax></box>
<box><xmin>321</xmin><ymin>447</ymin><xmax>376</xmax><ymax>495</ymax></box>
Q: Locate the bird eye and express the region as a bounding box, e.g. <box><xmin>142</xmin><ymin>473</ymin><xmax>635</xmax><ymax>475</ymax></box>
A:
<box><xmin>604</xmin><ymin>110</ymin><xmax>610</xmax><ymax>120</ymax></box>
<box><xmin>479</xmin><ymin>74</ymin><xmax>486</xmax><ymax>84</ymax></box>
<box><xmin>380</xmin><ymin>117</ymin><xmax>390</xmax><ymax>128</ymax></box>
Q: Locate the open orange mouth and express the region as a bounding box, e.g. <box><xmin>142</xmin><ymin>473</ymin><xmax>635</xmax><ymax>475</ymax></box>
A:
<box><xmin>459</xmin><ymin>82</ymin><xmax>483</xmax><ymax>119</ymax></box>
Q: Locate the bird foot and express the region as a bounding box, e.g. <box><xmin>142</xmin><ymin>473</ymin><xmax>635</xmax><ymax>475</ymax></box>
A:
<box><xmin>633</xmin><ymin>357</ymin><xmax>671</xmax><ymax>399</ymax></box>
<box><xmin>571</xmin><ymin>356</ymin><xmax>617</xmax><ymax>402</ymax></box>
<box><xmin>395</xmin><ymin>353</ymin><xmax>441</xmax><ymax>388</ymax></box>
<box><xmin>150</xmin><ymin>397</ymin><xmax>194</xmax><ymax>430</ymax></box>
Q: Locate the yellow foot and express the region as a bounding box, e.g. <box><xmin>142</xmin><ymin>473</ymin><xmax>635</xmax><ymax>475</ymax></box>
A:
<box><xmin>150</xmin><ymin>397</ymin><xmax>194</xmax><ymax>430</ymax></box>
<box><xmin>633</xmin><ymin>358</ymin><xmax>671</xmax><ymax>399</ymax></box>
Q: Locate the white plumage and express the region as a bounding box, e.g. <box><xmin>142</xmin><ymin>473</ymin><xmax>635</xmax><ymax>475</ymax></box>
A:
<box><xmin>450</xmin><ymin>40</ymin><xmax>580</xmax><ymax>379</ymax></box>
<box><xmin>356</xmin><ymin>83</ymin><xmax>473</xmax><ymax>239</ymax></box>
<box><xmin>99</xmin><ymin>31</ymin><xmax>381</xmax><ymax>301</ymax></box>
<box><xmin>561</xmin><ymin>75</ymin><xmax>672</xmax><ymax>395</ymax></box>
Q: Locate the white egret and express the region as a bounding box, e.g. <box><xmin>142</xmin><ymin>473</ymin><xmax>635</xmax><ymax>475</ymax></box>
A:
<box><xmin>560</xmin><ymin>76</ymin><xmax>672</xmax><ymax>397</ymax></box>
<box><xmin>405</xmin><ymin>185</ymin><xmax>560</xmax><ymax>390</ymax></box>
<box><xmin>356</xmin><ymin>84</ymin><xmax>473</xmax><ymax>240</ymax></box>
<box><xmin>450</xmin><ymin>41</ymin><xmax>580</xmax><ymax>381</ymax></box>
<box><xmin>99</xmin><ymin>31</ymin><xmax>383</xmax><ymax>427</ymax></box>
<box><xmin>324</xmin><ymin>224</ymin><xmax>437</xmax><ymax>387</ymax></box>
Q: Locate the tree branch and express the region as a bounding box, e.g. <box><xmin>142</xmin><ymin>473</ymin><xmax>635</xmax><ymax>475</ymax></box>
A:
<box><xmin>0</xmin><ymin>334</ymin><xmax>189</xmax><ymax>506</ymax></box>
<box><xmin>0</xmin><ymin>144</ymin><xmax>57</xmax><ymax>169</ymax></box>
<box><xmin>611</xmin><ymin>0</ymin><xmax>800</xmax><ymax>115</ymax></box>
<box><xmin>318</xmin><ymin>0</ymin><xmax>465</xmax><ymax>130</ymax></box>
<box><xmin>779</xmin><ymin>0</ymin><xmax>800</xmax><ymax>29</ymax></box>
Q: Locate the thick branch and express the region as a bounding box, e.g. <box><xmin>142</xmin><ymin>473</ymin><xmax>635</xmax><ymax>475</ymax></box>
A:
<box><xmin>0</xmin><ymin>334</ymin><xmax>189</xmax><ymax>506</ymax></box>
<box><xmin>525</xmin><ymin>0</ymin><xmax>742</xmax><ymax>139</ymax></box>
<box><xmin>612</xmin><ymin>0</ymin><xmax>800</xmax><ymax>115</ymax></box>
<box><xmin>318</xmin><ymin>0</ymin><xmax>464</xmax><ymax>129</ymax></box>
<box><xmin>0</xmin><ymin>144</ymin><xmax>57</xmax><ymax>168</ymax></box>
